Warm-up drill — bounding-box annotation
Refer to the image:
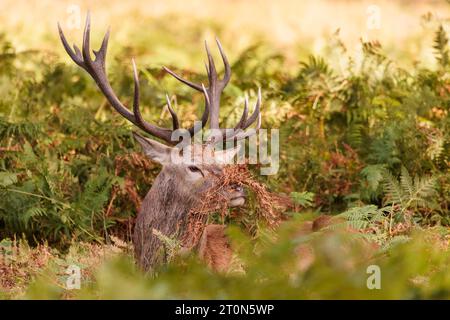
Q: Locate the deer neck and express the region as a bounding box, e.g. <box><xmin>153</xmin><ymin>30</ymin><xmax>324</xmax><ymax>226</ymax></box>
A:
<box><xmin>133</xmin><ymin>168</ymin><xmax>201</xmax><ymax>272</ymax></box>
<box><xmin>141</xmin><ymin>169</ymin><xmax>197</xmax><ymax>229</ymax></box>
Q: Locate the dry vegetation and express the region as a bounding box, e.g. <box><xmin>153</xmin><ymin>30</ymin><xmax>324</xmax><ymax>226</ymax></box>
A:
<box><xmin>0</xmin><ymin>0</ymin><xmax>449</xmax><ymax>299</ymax></box>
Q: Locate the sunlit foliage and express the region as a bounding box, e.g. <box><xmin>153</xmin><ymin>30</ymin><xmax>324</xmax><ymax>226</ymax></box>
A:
<box><xmin>0</xmin><ymin>7</ymin><xmax>449</xmax><ymax>299</ymax></box>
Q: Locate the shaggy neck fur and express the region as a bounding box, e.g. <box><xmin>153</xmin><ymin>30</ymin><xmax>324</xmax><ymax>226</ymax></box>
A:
<box><xmin>133</xmin><ymin>168</ymin><xmax>199</xmax><ymax>272</ymax></box>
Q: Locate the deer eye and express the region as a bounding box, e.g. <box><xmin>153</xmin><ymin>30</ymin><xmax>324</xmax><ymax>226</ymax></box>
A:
<box><xmin>188</xmin><ymin>165</ymin><xmax>203</xmax><ymax>175</ymax></box>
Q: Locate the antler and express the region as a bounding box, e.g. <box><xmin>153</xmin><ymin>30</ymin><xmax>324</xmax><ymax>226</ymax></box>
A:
<box><xmin>163</xmin><ymin>39</ymin><xmax>261</xmax><ymax>142</ymax></box>
<box><xmin>58</xmin><ymin>12</ymin><xmax>208</xmax><ymax>145</ymax></box>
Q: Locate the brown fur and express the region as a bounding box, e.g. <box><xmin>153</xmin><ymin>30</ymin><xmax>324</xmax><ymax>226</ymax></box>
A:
<box><xmin>133</xmin><ymin>167</ymin><xmax>199</xmax><ymax>272</ymax></box>
<box><xmin>197</xmin><ymin>224</ymin><xmax>233</xmax><ymax>272</ymax></box>
<box><xmin>132</xmin><ymin>154</ymin><xmax>244</xmax><ymax>272</ymax></box>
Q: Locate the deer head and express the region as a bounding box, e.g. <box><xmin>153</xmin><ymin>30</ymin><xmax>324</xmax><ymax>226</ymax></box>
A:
<box><xmin>58</xmin><ymin>13</ymin><xmax>261</xmax><ymax>271</ymax></box>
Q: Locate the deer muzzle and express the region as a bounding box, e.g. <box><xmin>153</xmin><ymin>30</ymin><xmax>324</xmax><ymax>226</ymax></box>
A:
<box><xmin>229</xmin><ymin>185</ymin><xmax>246</xmax><ymax>207</ymax></box>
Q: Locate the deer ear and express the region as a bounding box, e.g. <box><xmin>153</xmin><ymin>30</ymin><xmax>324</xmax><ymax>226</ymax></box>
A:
<box><xmin>214</xmin><ymin>145</ymin><xmax>241</xmax><ymax>164</ymax></box>
<box><xmin>133</xmin><ymin>132</ymin><xmax>173</xmax><ymax>164</ymax></box>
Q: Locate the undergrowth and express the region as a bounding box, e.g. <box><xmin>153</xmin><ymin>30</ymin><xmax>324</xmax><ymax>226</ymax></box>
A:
<box><xmin>0</xmin><ymin>9</ymin><xmax>449</xmax><ymax>299</ymax></box>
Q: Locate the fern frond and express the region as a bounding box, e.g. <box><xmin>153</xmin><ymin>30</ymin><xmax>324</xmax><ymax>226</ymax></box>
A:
<box><xmin>300</xmin><ymin>55</ymin><xmax>332</xmax><ymax>77</ymax></box>
<box><xmin>290</xmin><ymin>191</ymin><xmax>315</xmax><ymax>208</ymax></box>
<box><xmin>433</xmin><ymin>24</ymin><xmax>449</xmax><ymax>68</ymax></box>
<box><xmin>338</xmin><ymin>205</ymin><xmax>384</xmax><ymax>230</ymax></box>
<box><xmin>380</xmin><ymin>235</ymin><xmax>410</xmax><ymax>252</ymax></box>
<box><xmin>0</xmin><ymin>171</ymin><xmax>18</xmax><ymax>187</ymax></box>
<box><xmin>400</xmin><ymin>166</ymin><xmax>414</xmax><ymax>199</ymax></box>
<box><xmin>382</xmin><ymin>167</ymin><xmax>438</xmax><ymax>211</ymax></box>
<box><xmin>410</xmin><ymin>175</ymin><xmax>437</xmax><ymax>208</ymax></box>
<box><xmin>361</xmin><ymin>164</ymin><xmax>385</xmax><ymax>192</ymax></box>
<box><xmin>152</xmin><ymin>228</ymin><xmax>182</xmax><ymax>262</ymax></box>
<box><xmin>426</xmin><ymin>136</ymin><xmax>444</xmax><ymax>161</ymax></box>
<box><xmin>347</xmin><ymin>122</ymin><xmax>364</xmax><ymax>148</ymax></box>
<box><xmin>21</xmin><ymin>206</ymin><xmax>47</xmax><ymax>228</ymax></box>
<box><xmin>383</xmin><ymin>171</ymin><xmax>404</xmax><ymax>206</ymax></box>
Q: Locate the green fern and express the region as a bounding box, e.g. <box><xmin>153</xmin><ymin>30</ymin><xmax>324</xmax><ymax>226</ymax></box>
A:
<box><xmin>338</xmin><ymin>205</ymin><xmax>385</xmax><ymax>230</ymax></box>
<box><xmin>335</xmin><ymin>204</ymin><xmax>391</xmax><ymax>245</ymax></box>
<box><xmin>346</xmin><ymin>122</ymin><xmax>364</xmax><ymax>148</ymax></box>
<box><xmin>152</xmin><ymin>228</ymin><xmax>183</xmax><ymax>263</ymax></box>
<box><xmin>21</xmin><ymin>206</ymin><xmax>47</xmax><ymax>228</ymax></box>
<box><xmin>426</xmin><ymin>135</ymin><xmax>445</xmax><ymax>161</ymax></box>
<box><xmin>433</xmin><ymin>24</ymin><xmax>449</xmax><ymax>68</ymax></box>
<box><xmin>0</xmin><ymin>171</ymin><xmax>18</xmax><ymax>187</ymax></box>
<box><xmin>383</xmin><ymin>166</ymin><xmax>438</xmax><ymax>212</ymax></box>
<box><xmin>290</xmin><ymin>191</ymin><xmax>315</xmax><ymax>208</ymax></box>
<box><xmin>361</xmin><ymin>164</ymin><xmax>386</xmax><ymax>193</ymax></box>
<box><xmin>0</xmin><ymin>118</ymin><xmax>41</xmax><ymax>142</ymax></box>
<box><xmin>300</xmin><ymin>55</ymin><xmax>332</xmax><ymax>77</ymax></box>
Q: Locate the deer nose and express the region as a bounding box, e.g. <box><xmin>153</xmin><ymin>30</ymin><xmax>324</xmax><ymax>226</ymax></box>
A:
<box><xmin>232</xmin><ymin>184</ymin><xmax>245</xmax><ymax>196</ymax></box>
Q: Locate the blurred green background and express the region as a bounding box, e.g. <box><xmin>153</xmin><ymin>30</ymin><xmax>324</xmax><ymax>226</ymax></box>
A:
<box><xmin>0</xmin><ymin>0</ymin><xmax>449</xmax><ymax>299</ymax></box>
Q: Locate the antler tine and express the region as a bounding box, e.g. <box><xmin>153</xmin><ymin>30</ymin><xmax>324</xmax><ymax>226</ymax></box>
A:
<box><xmin>163</xmin><ymin>39</ymin><xmax>230</xmax><ymax>92</ymax></box>
<box><xmin>224</xmin><ymin>88</ymin><xmax>262</xmax><ymax>142</ymax></box>
<box><xmin>215</xmin><ymin>38</ymin><xmax>231</xmax><ymax>89</ymax></box>
<box><xmin>59</xmin><ymin>13</ymin><xmax>176</xmax><ymax>144</ymax></box>
<box><xmin>203</xmin><ymin>39</ymin><xmax>233</xmax><ymax>130</ymax></box>
<box><xmin>204</xmin><ymin>62</ymin><xmax>210</xmax><ymax>77</ymax></box>
<box><xmin>131</xmin><ymin>59</ymin><xmax>173</xmax><ymax>139</ymax></box>
<box><xmin>81</xmin><ymin>11</ymin><xmax>94</xmax><ymax>66</ymax></box>
<box><xmin>163</xmin><ymin>39</ymin><xmax>232</xmax><ymax>131</ymax></box>
<box><xmin>162</xmin><ymin>38</ymin><xmax>261</xmax><ymax>143</ymax></box>
<box><xmin>93</xmin><ymin>27</ymin><xmax>110</xmax><ymax>68</ymax></box>
<box><xmin>225</xmin><ymin>112</ymin><xmax>261</xmax><ymax>142</ymax></box>
<box><xmin>242</xmin><ymin>87</ymin><xmax>261</xmax><ymax>130</ymax></box>
<box><xmin>238</xmin><ymin>111</ymin><xmax>261</xmax><ymax>140</ymax></box>
<box><xmin>57</xmin><ymin>23</ymin><xmax>83</xmax><ymax>66</ymax></box>
<box><xmin>201</xmin><ymin>83</ymin><xmax>211</xmax><ymax>106</ymax></box>
<box><xmin>162</xmin><ymin>66</ymin><xmax>203</xmax><ymax>92</ymax></box>
<box><xmin>195</xmin><ymin>83</ymin><xmax>210</xmax><ymax>133</ymax></box>
<box><xmin>233</xmin><ymin>94</ymin><xmax>249</xmax><ymax>130</ymax></box>
<box><xmin>187</xmin><ymin>83</ymin><xmax>210</xmax><ymax>135</ymax></box>
<box><xmin>205</xmin><ymin>41</ymin><xmax>218</xmax><ymax>84</ymax></box>
<box><xmin>165</xmin><ymin>94</ymin><xmax>180</xmax><ymax>130</ymax></box>
<box><xmin>131</xmin><ymin>59</ymin><xmax>147</xmax><ymax>130</ymax></box>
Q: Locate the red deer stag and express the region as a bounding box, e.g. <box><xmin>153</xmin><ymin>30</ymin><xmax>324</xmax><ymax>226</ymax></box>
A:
<box><xmin>58</xmin><ymin>14</ymin><xmax>261</xmax><ymax>272</ymax></box>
